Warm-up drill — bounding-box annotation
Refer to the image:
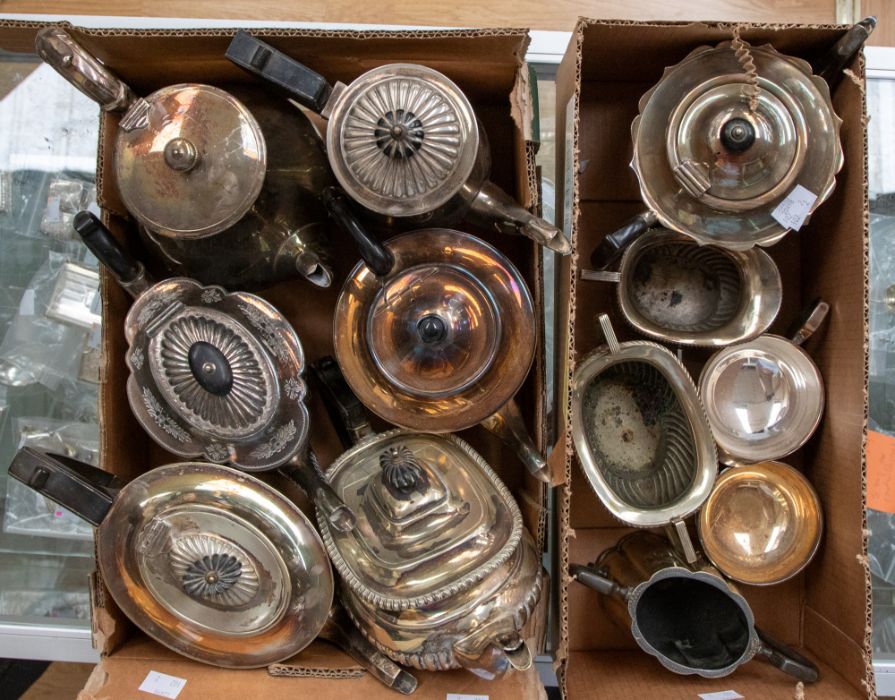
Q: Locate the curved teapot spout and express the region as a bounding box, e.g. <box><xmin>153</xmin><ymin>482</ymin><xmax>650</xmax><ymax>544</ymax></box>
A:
<box><xmin>480</xmin><ymin>400</ymin><xmax>550</xmax><ymax>483</ymax></box>
<box><xmin>469</xmin><ymin>180</ymin><xmax>571</xmax><ymax>255</ymax></box>
<box><xmin>453</xmin><ymin>628</ymin><xmax>533</xmax><ymax>677</ymax></box>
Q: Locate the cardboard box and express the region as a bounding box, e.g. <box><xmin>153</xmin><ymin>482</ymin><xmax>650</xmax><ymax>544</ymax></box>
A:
<box><xmin>554</xmin><ymin>19</ymin><xmax>872</xmax><ymax>699</ymax></box>
<box><xmin>0</xmin><ymin>21</ymin><xmax>550</xmax><ymax>700</ymax></box>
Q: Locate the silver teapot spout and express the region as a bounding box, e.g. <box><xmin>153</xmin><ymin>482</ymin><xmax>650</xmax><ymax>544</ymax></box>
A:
<box><xmin>469</xmin><ymin>180</ymin><xmax>571</xmax><ymax>254</ymax></box>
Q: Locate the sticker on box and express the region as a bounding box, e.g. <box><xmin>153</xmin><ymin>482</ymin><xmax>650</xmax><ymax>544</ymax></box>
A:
<box><xmin>771</xmin><ymin>184</ymin><xmax>818</xmax><ymax>231</ymax></box>
<box><xmin>446</xmin><ymin>695</ymin><xmax>489</xmax><ymax>700</ymax></box>
<box><xmin>698</xmin><ymin>691</ymin><xmax>743</xmax><ymax>700</ymax></box>
<box><xmin>138</xmin><ymin>670</ymin><xmax>187</xmax><ymax>699</ymax></box>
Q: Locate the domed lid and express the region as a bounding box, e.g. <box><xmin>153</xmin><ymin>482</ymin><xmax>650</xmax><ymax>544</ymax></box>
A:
<box><xmin>326</xmin><ymin>64</ymin><xmax>479</xmax><ymax>218</ymax></box>
<box><xmin>98</xmin><ymin>463</ymin><xmax>333</xmax><ymax>668</ymax></box>
<box><xmin>123</xmin><ymin>279</ymin><xmax>310</xmax><ymax>470</ymax></box>
<box><xmin>632</xmin><ymin>41</ymin><xmax>843</xmax><ymax>249</ymax></box>
<box><xmin>116</xmin><ymin>84</ymin><xmax>266</xmax><ymax>239</ymax></box>
<box><xmin>334</xmin><ymin>230</ymin><xmax>534</xmax><ymax>432</ymax></box>
<box><xmin>318</xmin><ymin>429</ymin><xmax>522</xmax><ymax>610</ymax></box>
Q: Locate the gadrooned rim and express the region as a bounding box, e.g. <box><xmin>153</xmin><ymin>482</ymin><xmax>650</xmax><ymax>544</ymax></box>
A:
<box><xmin>316</xmin><ymin>429</ymin><xmax>524</xmax><ymax>611</ymax></box>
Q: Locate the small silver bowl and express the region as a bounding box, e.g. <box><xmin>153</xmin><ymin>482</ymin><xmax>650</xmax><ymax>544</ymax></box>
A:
<box><xmin>583</xmin><ymin>228</ymin><xmax>782</xmax><ymax>346</ymax></box>
<box><xmin>698</xmin><ymin>301</ymin><xmax>828</xmax><ymax>465</ymax></box>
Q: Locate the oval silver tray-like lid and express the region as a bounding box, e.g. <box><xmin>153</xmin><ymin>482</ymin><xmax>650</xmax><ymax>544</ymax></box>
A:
<box><xmin>319</xmin><ymin>429</ymin><xmax>523</xmax><ymax>611</ymax></box>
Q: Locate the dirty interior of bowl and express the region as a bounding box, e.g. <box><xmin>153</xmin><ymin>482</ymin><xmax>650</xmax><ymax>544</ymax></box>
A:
<box><xmin>635</xmin><ymin>576</ymin><xmax>751</xmax><ymax>671</ymax></box>
<box><xmin>627</xmin><ymin>242</ymin><xmax>742</xmax><ymax>333</ymax></box>
<box><xmin>581</xmin><ymin>360</ymin><xmax>697</xmax><ymax>509</ymax></box>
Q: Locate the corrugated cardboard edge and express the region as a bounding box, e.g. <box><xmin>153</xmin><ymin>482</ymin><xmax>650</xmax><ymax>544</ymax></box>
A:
<box><xmin>858</xmin><ymin>49</ymin><xmax>876</xmax><ymax>700</ymax></box>
<box><xmin>553</xmin><ymin>15</ymin><xmax>875</xmax><ymax>700</ymax></box>
<box><xmin>267</xmin><ymin>665</ymin><xmax>365</xmax><ymax>679</ymax></box>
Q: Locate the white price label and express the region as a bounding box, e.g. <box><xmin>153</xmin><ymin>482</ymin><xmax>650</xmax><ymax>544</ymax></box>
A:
<box><xmin>771</xmin><ymin>184</ymin><xmax>818</xmax><ymax>231</ymax></box>
<box><xmin>446</xmin><ymin>695</ymin><xmax>489</xmax><ymax>700</ymax></box>
<box><xmin>18</xmin><ymin>289</ymin><xmax>35</xmax><ymax>316</ymax></box>
<box><xmin>138</xmin><ymin>670</ymin><xmax>187</xmax><ymax>699</ymax></box>
<box><xmin>698</xmin><ymin>691</ymin><xmax>744</xmax><ymax>700</ymax></box>
<box><xmin>45</xmin><ymin>196</ymin><xmax>62</xmax><ymax>222</ymax></box>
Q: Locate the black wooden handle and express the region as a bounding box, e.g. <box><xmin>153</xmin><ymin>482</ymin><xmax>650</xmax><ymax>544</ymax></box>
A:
<box><xmin>322</xmin><ymin>187</ymin><xmax>395</xmax><ymax>276</ymax></box>
<box><xmin>73</xmin><ymin>211</ymin><xmax>143</xmax><ymax>286</ymax></box>
<box><xmin>8</xmin><ymin>447</ymin><xmax>121</xmax><ymax>527</ymax></box>
<box><xmin>590</xmin><ymin>211</ymin><xmax>654</xmax><ymax>270</ymax></box>
<box><xmin>226</xmin><ymin>30</ymin><xmax>333</xmax><ymax>114</ymax></box>
<box><xmin>814</xmin><ymin>17</ymin><xmax>876</xmax><ymax>89</ymax></box>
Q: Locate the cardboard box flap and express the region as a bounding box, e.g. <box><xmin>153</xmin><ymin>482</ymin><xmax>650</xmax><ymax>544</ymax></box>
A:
<box><xmin>81</xmin><ymin>637</ymin><xmax>548</xmax><ymax>700</ymax></box>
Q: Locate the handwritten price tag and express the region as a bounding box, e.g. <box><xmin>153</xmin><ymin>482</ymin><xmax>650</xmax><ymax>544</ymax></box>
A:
<box><xmin>698</xmin><ymin>691</ymin><xmax>743</xmax><ymax>700</ymax></box>
<box><xmin>138</xmin><ymin>670</ymin><xmax>187</xmax><ymax>699</ymax></box>
<box><xmin>868</xmin><ymin>430</ymin><xmax>895</xmax><ymax>513</ymax></box>
<box><xmin>771</xmin><ymin>185</ymin><xmax>818</xmax><ymax>231</ymax></box>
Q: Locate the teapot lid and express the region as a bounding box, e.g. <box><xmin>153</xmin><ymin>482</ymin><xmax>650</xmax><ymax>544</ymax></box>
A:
<box><xmin>319</xmin><ymin>429</ymin><xmax>523</xmax><ymax>611</ymax></box>
<box><xmin>116</xmin><ymin>84</ymin><xmax>266</xmax><ymax>239</ymax></box>
<box><xmin>123</xmin><ymin>279</ymin><xmax>310</xmax><ymax>470</ymax></box>
<box><xmin>98</xmin><ymin>462</ymin><xmax>333</xmax><ymax>667</ymax></box>
<box><xmin>326</xmin><ymin>64</ymin><xmax>479</xmax><ymax>218</ymax></box>
<box><xmin>633</xmin><ymin>42</ymin><xmax>843</xmax><ymax>249</ymax></box>
<box><xmin>334</xmin><ymin>229</ymin><xmax>535</xmax><ymax>433</ymax></box>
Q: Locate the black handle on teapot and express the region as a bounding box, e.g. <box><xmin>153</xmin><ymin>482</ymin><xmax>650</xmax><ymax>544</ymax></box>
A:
<box><xmin>814</xmin><ymin>17</ymin><xmax>876</xmax><ymax>89</ymax></box>
<box><xmin>756</xmin><ymin>629</ymin><xmax>820</xmax><ymax>683</ymax></box>
<box><xmin>73</xmin><ymin>211</ymin><xmax>146</xmax><ymax>294</ymax></box>
<box><xmin>590</xmin><ymin>210</ymin><xmax>657</xmax><ymax>270</ymax></box>
<box><xmin>322</xmin><ymin>187</ymin><xmax>395</xmax><ymax>276</ymax></box>
<box><xmin>226</xmin><ymin>30</ymin><xmax>334</xmax><ymax>114</ymax></box>
<box><xmin>9</xmin><ymin>447</ymin><xmax>122</xmax><ymax>527</ymax></box>
<box><xmin>311</xmin><ymin>356</ymin><xmax>375</xmax><ymax>447</ymax></box>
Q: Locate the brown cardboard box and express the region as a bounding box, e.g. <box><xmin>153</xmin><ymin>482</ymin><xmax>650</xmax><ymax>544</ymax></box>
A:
<box><xmin>554</xmin><ymin>19</ymin><xmax>872</xmax><ymax>699</ymax></box>
<box><xmin>0</xmin><ymin>21</ymin><xmax>550</xmax><ymax>700</ymax></box>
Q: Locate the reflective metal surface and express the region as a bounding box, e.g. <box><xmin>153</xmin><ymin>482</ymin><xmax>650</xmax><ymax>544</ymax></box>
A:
<box><xmin>585</xmin><ymin>228</ymin><xmax>782</xmax><ymax>346</ymax></box>
<box><xmin>225</xmin><ymin>32</ymin><xmax>570</xmax><ymax>254</ymax></box>
<box><xmin>341</xmin><ymin>529</ymin><xmax>542</xmax><ymax>674</ymax></box>
<box><xmin>335</xmin><ymin>229</ymin><xmax>535</xmax><ymax>433</ymax></box>
<box><xmin>98</xmin><ymin>462</ymin><xmax>332</xmax><ymax>667</ymax></box>
<box><xmin>35</xmin><ymin>27</ymin><xmax>337</xmax><ymax>289</ymax></box>
<box><xmin>327</xmin><ymin>64</ymin><xmax>479</xmax><ymax>220</ymax></box>
<box><xmin>698</xmin><ymin>461</ymin><xmax>822</xmax><ymax>585</ymax></box>
<box><xmin>570</xmin><ymin>531</ymin><xmax>818</xmax><ymax>681</ymax></box>
<box><xmin>698</xmin><ymin>304</ymin><xmax>827</xmax><ymax>465</ymax></box>
<box><xmin>632</xmin><ymin>41</ymin><xmax>843</xmax><ymax>249</ymax></box>
<box><xmin>570</xmin><ymin>315</ymin><xmax>717</xmax><ymax>558</ymax></box>
<box><xmin>114</xmin><ymin>84</ymin><xmax>266</xmax><ymax>239</ymax></box>
<box><xmin>123</xmin><ymin>278</ymin><xmax>310</xmax><ymax>470</ymax></box>
<box><xmin>320</xmin><ymin>429</ymin><xmax>523</xmax><ymax>611</ymax></box>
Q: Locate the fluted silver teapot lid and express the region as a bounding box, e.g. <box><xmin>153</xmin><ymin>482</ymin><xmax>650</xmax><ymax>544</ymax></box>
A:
<box><xmin>326</xmin><ymin>64</ymin><xmax>479</xmax><ymax>218</ymax></box>
<box><xmin>123</xmin><ymin>279</ymin><xmax>310</xmax><ymax>469</ymax></box>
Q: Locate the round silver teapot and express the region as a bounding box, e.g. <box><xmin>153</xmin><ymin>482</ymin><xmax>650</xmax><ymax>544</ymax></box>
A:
<box><xmin>226</xmin><ymin>31</ymin><xmax>571</xmax><ymax>255</ymax></box>
<box><xmin>36</xmin><ymin>27</ymin><xmax>337</xmax><ymax>290</ymax></box>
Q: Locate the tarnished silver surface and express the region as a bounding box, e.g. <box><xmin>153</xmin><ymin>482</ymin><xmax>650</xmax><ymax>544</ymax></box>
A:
<box><xmin>35</xmin><ymin>27</ymin><xmax>337</xmax><ymax>289</ymax></box>
<box><xmin>99</xmin><ymin>462</ymin><xmax>333</xmax><ymax>667</ymax></box>
<box><xmin>313</xmin><ymin>404</ymin><xmax>542</xmax><ymax>676</ymax></box>
<box><xmin>632</xmin><ymin>40</ymin><xmax>844</xmax><ymax>249</ymax></box>
<box><xmin>123</xmin><ymin>278</ymin><xmax>309</xmax><ymax>470</ymax></box>
<box><xmin>570</xmin><ymin>531</ymin><xmax>817</xmax><ymax>681</ymax></box>
<box><xmin>698</xmin><ymin>461</ymin><xmax>823</xmax><ymax>585</ymax></box>
<box><xmin>335</xmin><ymin>229</ymin><xmax>548</xmax><ymax>480</ymax></box>
<box><xmin>328</xmin><ymin>64</ymin><xmax>479</xmax><ymax>219</ymax></box>
<box><xmin>341</xmin><ymin>529</ymin><xmax>543</xmax><ymax>674</ymax></box>
<box><xmin>319</xmin><ymin>429</ymin><xmax>523</xmax><ymax>611</ymax></box>
<box><xmin>570</xmin><ymin>315</ymin><xmax>717</xmax><ymax>559</ymax></box>
<box><xmin>698</xmin><ymin>302</ymin><xmax>828</xmax><ymax>464</ymax></box>
<box><xmin>585</xmin><ymin>228</ymin><xmax>782</xmax><ymax>346</ymax></box>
